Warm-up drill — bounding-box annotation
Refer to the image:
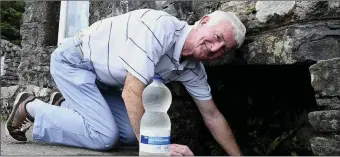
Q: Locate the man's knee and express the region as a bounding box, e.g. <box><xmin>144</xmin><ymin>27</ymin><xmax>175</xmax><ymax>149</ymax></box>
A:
<box><xmin>91</xmin><ymin>129</ymin><xmax>120</xmax><ymax>150</ymax></box>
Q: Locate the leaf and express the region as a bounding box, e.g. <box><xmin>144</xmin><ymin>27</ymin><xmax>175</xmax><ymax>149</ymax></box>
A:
<box><xmin>291</xmin><ymin>151</ymin><xmax>297</xmax><ymax>156</ymax></box>
<box><xmin>265</xmin><ymin>123</ymin><xmax>303</xmax><ymax>155</ymax></box>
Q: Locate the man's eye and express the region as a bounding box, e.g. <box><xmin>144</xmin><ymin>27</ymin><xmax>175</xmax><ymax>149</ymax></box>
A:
<box><xmin>215</xmin><ymin>34</ymin><xmax>221</xmax><ymax>41</ymax></box>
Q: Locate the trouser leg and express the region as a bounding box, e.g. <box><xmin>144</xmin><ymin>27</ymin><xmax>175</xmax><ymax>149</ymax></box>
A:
<box><xmin>32</xmin><ymin>38</ymin><xmax>119</xmax><ymax>150</ymax></box>
<box><xmin>99</xmin><ymin>86</ymin><xmax>138</xmax><ymax>146</ymax></box>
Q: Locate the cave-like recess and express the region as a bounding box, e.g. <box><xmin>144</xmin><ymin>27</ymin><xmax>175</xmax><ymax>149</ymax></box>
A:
<box><xmin>204</xmin><ymin>62</ymin><xmax>318</xmax><ymax>156</ymax></box>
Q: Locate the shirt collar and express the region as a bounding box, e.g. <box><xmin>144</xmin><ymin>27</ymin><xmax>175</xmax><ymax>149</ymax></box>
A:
<box><xmin>173</xmin><ymin>24</ymin><xmax>193</xmax><ymax>62</ymax></box>
<box><xmin>180</xmin><ymin>59</ymin><xmax>197</xmax><ymax>69</ymax></box>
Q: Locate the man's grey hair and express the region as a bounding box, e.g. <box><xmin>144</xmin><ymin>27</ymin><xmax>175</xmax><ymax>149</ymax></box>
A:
<box><xmin>194</xmin><ymin>11</ymin><xmax>246</xmax><ymax>49</ymax></box>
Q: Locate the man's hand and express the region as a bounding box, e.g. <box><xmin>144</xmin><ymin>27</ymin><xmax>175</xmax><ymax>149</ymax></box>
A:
<box><xmin>122</xmin><ymin>72</ymin><xmax>146</xmax><ymax>141</ymax></box>
<box><xmin>170</xmin><ymin>144</ymin><xmax>194</xmax><ymax>156</ymax></box>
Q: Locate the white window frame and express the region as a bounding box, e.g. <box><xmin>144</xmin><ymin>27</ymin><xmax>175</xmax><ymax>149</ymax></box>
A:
<box><xmin>57</xmin><ymin>1</ymin><xmax>68</xmax><ymax>45</ymax></box>
<box><xmin>1</xmin><ymin>55</ymin><xmax>6</xmax><ymax>76</ymax></box>
<box><xmin>57</xmin><ymin>1</ymin><xmax>89</xmax><ymax>45</ymax></box>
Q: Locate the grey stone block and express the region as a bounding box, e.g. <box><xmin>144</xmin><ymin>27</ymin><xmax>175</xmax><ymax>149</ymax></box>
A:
<box><xmin>310</xmin><ymin>136</ymin><xmax>340</xmax><ymax>156</ymax></box>
<box><xmin>310</xmin><ymin>58</ymin><xmax>340</xmax><ymax>97</ymax></box>
<box><xmin>316</xmin><ymin>98</ymin><xmax>340</xmax><ymax>110</ymax></box>
<box><xmin>308</xmin><ymin>110</ymin><xmax>340</xmax><ymax>133</ymax></box>
<box><xmin>255</xmin><ymin>1</ymin><xmax>296</xmax><ymax>23</ymax></box>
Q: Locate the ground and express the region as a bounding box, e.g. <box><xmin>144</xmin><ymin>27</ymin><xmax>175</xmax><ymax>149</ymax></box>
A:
<box><xmin>1</xmin><ymin>121</ymin><xmax>138</xmax><ymax>156</ymax></box>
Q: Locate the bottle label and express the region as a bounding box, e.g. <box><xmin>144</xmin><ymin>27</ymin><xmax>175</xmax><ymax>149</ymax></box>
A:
<box><xmin>141</xmin><ymin>135</ymin><xmax>170</xmax><ymax>145</ymax></box>
<box><xmin>139</xmin><ymin>129</ymin><xmax>170</xmax><ymax>153</ymax></box>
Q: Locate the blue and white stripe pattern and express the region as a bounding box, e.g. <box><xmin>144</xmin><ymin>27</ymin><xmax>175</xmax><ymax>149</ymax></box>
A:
<box><xmin>77</xmin><ymin>9</ymin><xmax>211</xmax><ymax>100</ymax></box>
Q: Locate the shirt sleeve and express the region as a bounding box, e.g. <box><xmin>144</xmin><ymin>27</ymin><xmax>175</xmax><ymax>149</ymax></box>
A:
<box><xmin>175</xmin><ymin>63</ymin><xmax>212</xmax><ymax>101</ymax></box>
<box><xmin>118</xmin><ymin>17</ymin><xmax>175</xmax><ymax>85</ymax></box>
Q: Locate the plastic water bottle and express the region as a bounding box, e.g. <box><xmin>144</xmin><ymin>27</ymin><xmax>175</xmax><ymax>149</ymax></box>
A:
<box><xmin>139</xmin><ymin>76</ymin><xmax>172</xmax><ymax>156</ymax></box>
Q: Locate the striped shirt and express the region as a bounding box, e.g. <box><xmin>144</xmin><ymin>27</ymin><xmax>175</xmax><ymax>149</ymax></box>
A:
<box><xmin>77</xmin><ymin>9</ymin><xmax>212</xmax><ymax>100</ymax></box>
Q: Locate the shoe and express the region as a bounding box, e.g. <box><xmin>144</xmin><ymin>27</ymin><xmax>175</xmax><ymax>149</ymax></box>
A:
<box><xmin>5</xmin><ymin>92</ymin><xmax>36</xmax><ymax>142</ymax></box>
<box><xmin>49</xmin><ymin>92</ymin><xmax>65</xmax><ymax>106</ymax></box>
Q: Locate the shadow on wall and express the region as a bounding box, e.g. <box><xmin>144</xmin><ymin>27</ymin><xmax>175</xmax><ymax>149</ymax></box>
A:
<box><xmin>204</xmin><ymin>62</ymin><xmax>318</xmax><ymax>155</ymax></box>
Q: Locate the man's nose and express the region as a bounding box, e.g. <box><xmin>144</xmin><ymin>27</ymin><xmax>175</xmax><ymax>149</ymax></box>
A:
<box><xmin>211</xmin><ymin>42</ymin><xmax>225</xmax><ymax>52</ymax></box>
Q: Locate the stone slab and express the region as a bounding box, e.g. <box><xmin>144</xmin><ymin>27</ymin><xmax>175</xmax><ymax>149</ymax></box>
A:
<box><xmin>255</xmin><ymin>1</ymin><xmax>296</xmax><ymax>23</ymax></box>
<box><xmin>24</xmin><ymin>85</ymin><xmax>52</xmax><ymax>97</ymax></box>
<box><xmin>308</xmin><ymin>110</ymin><xmax>340</xmax><ymax>133</ymax></box>
<box><xmin>0</xmin><ymin>86</ymin><xmax>19</xmax><ymax>99</ymax></box>
<box><xmin>316</xmin><ymin>98</ymin><xmax>340</xmax><ymax>110</ymax></box>
<box><xmin>310</xmin><ymin>136</ymin><xmax>340</xmax><ymax>156</ymax></box>
<box><xmin>310</xmin><ymin>58</ymin><xmax>340</xmax><ymax>97</ymax></box>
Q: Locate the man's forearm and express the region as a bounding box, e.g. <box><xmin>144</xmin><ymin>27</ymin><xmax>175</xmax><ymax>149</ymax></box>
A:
<box><xmin>194</xmin><ymin>98</ymin><xmax>242</xmax><ymax>156</ymax></box>
<box><xmin>205</xmin><ymin>114</ymin><xmax>242</xmax><ymax>156</ymax></box>
<box><xmin>122</xmin><ymin>73</ymin><xmax>145</xmax><ymax>142</ymax></box>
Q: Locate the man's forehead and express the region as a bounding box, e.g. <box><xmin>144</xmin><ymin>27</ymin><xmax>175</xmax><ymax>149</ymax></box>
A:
<box><xmin>213</xmin><ymin>21</ymin><xmax>233</xmax><ymax>36</ymax></box>
<box><xmin>216</xmin><ymin>21</ymin><xmax>237</xmax><ymax>48</ymax></box>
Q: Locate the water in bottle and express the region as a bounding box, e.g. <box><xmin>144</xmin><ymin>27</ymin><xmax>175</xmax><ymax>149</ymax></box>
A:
<box><xmin>139</xmin><ymin>76</ymin><xmax>172</xmax><ymax>156</ymax></box>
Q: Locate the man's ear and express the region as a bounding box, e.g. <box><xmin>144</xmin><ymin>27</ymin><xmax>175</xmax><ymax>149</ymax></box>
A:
<box><xmin>199</xmin><ymin>15</ymin><xmax>210</xmax><ymax>27</ymax></box>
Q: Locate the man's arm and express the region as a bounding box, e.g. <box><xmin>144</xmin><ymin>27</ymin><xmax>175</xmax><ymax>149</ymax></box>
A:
<box><xmin>122</xmin><ymin>72</ymin><xmax>146</xmax><ymax>142</ymax></box>
<box><xmin>193</xmin><ymin>98</ymin><xmax>242</xmax><ymax>156</ymax></box>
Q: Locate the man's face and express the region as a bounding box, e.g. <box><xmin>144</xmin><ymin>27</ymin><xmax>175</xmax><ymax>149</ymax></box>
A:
<box><xmin>191</xmin><ymin>17</ymin><xmax>237</xmax><ymax>61</ymax></box>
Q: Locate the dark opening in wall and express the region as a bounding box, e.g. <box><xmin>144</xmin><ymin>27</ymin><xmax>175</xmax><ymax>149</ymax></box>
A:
<box><xmin>204</xmin><ymin>64</ymin><xmax>318</xmax><ymax>156</ymax></box>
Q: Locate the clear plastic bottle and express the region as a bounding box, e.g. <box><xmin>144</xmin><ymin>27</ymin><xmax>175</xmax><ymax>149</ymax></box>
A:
<box><xmin>139</xmin><ymin>76</ymin><xmax>172</xmax><ymax>156</ymax></box>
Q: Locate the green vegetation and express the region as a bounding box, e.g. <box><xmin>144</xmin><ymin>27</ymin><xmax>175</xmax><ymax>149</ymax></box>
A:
<box><xmin>0</xmin><ymin>1</ymin><xmax>25</xmax><ymax>45</ymax></box>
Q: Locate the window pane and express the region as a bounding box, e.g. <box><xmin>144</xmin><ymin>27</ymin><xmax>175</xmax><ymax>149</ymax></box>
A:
<box><xmin>1</xmin><ymin>56</ymin><xmax>5</xmax><ymax>76</ymax></box>
<box><xmin>65</xmin><ymin>1</ymin><xmax>89</xmax><ymax>37</ymax></box>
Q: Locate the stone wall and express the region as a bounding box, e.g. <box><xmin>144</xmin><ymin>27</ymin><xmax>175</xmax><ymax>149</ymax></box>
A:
<box><xmin>1</xmin><ymin>85</ymin><xmax>54</xmax><ymax>120</ymax></box>
<box><xmin>0</xmin><ymin>40</ymin><xmax>54</xmax><ymax>119</ymax></box>
<box><xmin>1</xmin><ymin>1</ymin><xmax>60</xmax><ymax>119</ymax></box>
<box><xmin>308</xmin><ymin>58</ymin><xmax>340</xmax><ymax>156</ymax></box>
<box><xmin>19</xmin><ymin>1</ymin><xmax>60</xmax><ymax>88</ymax></box>
<box><xmin>0</xmin><ymin>39</ymin><xmax>22</xmax><ymax>86</ymax></box>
